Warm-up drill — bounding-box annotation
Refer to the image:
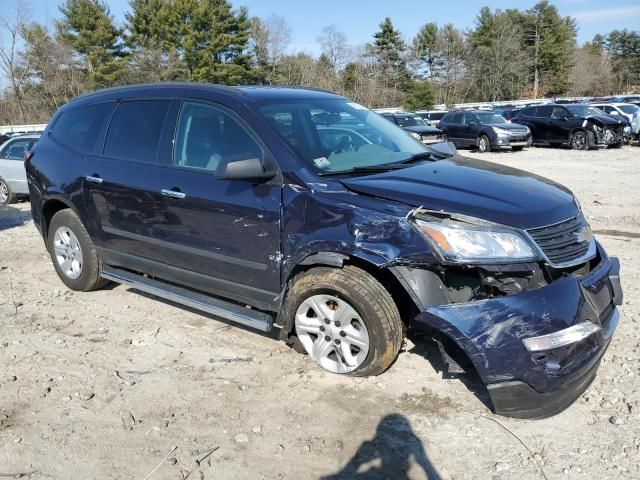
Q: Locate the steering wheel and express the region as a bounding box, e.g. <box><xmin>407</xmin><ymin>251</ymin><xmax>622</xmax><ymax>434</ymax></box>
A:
<box><xmin>332</xmin><ymin>135</ymin><xmax>358</xmax><ymax>154</ymax></box>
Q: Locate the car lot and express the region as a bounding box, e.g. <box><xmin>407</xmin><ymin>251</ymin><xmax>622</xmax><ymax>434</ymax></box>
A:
<box><xmin>1</xmin><ymin>145</ymin><xmax>639</xmax><ymax>479</ymax></box>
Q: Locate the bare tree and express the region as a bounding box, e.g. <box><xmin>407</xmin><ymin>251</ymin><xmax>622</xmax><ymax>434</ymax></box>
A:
<box><xmin>318</xmin><ymin>25</ymin><xmax>350</xmax><ymax>71</ymax></box>
<box><xmin>0</xmin><ymin>3</ymin><xmax>31</xmax><ymax>122</ymax></box>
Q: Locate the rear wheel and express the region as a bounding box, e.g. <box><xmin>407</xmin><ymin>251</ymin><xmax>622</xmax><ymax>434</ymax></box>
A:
<box><xmin>477</xmin><ymin>135</ymin><xmax>491</xmax><ymax>153</ymax></box>
<box><xmin>47</xmin><ymin>209</ymin><xmax>109</xmax><ymax>292</ymax></box>
<box><xmin>287</xmin><ymin>266</ymin><xmax>403</xmax><ymax>376</ymax></box>
<box><xmin>0</xmin><ymin>178</ymin><xmax>16</xmax><ymax>205</ymax></box>
<box><xmin>570</xmin><ymin>130</ymin><xmax>590</xmax><ymax>150</ymax></box>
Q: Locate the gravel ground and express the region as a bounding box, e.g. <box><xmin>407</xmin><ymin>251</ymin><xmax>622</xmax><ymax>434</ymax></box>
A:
<box><xmin>0</xmin><ymin>144</ymin><xmax>639</xmax><ymax>479</ymax></box>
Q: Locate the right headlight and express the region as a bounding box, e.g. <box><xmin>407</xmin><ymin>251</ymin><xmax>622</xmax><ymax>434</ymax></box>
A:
<box><xmin>414</xmin><ymin>218</ymin><xmax>539</xmax><ymax>263</ymax></box>
<box><xmin>408</xmin><ymin>131</ymin><xmax>421</xmax><ymax>140</ymax></box>
<box><xmin>492</xmin><ymin>126</ymin><xmax>509</xmax><ymax>135</ymax></box>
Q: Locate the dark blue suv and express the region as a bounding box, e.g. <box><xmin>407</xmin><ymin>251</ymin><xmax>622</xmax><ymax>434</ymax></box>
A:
<box><xmin>26</xmin><ymin>83</ymin><xmax>622</xmax><ymax>418</ymax></box>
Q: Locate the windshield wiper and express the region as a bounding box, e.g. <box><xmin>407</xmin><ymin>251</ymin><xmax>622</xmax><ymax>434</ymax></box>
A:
<box><xmin>398</xmin><ymin>149</ymin><xmax>450</xmax><ymax>164</ymax></box>
<box><xmin>317</xmin><ymin>163</ymin><xmax>410</xmax><ymax>176</ymax></box>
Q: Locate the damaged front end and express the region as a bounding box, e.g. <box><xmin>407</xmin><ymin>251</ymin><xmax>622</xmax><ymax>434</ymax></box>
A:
<box><xmin>585</xmin><ymin>117</ymin><xmax>626</xmax><ymax>147</ymax></box>
<box><xmin>392</xmin><ymin>207</ymin><xmax>623</xmax><ymax>418</ymax></box>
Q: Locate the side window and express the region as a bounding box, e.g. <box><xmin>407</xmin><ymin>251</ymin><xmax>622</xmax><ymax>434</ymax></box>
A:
<box><xmin>551</xmin><ymin>107</ymin><xmax>568</xmax><ymax>119</ymax></box>
<box><xmin>451</xmin><ymin>113</ymin><xmax>463</xmax><ymax>123</ymax></box>
<box><xmin>174</xmin><ymin>102</ymin><xmax>263</xmax><ymax>172</ymax></box>
<box><xmin>520</xmin><ymin>107</ymin><xmax>534</xmax><ymax>117</ymax></box>
<box><xmin>537</xmin><ymin>106</ymin><xmax>553</xmax><ymax>118</ymax></box>
<box><xmin>51</xmin><ymin>102</ymin><xmax>114</xmax><ymax>153</ymax></box>
<box><xmin>464</xmin><ymin>114</ymin><xmax>475</xmax><ymax>124</ymax></box>
<box><xmin>104</xmin><ymin>100</ymin><xmax>170</xmax><ymax>163</ymax></box>
<box><xmin>1</xmin><ymin>139</ymin><xmax>30</xmax><ymax>160</ymax></box>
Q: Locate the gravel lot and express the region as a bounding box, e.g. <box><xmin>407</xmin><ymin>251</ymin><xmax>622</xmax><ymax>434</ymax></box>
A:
<box><xmin>1</xmin><ymin>145</ymin><xmax>639</xmax><ymax>479</ymax></box>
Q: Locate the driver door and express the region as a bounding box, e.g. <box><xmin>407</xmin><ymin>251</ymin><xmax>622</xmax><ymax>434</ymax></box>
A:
<box><xmin>149</xmin><ymin>100</ymin><xmax>282</xmax><ymax>307</ymax></box>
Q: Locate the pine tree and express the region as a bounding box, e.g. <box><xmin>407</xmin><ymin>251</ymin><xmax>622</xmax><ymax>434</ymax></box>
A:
<box><xmin>404</xmin><ymin>81</ymin><xmax>435</xmax><ymax>111</ymax></box>
<box><xmin>412</xmin><ymin>22</ymin><xmax>438</xmax><ymax>79</ymax></box>
<box><xmin>56</xmin><ymin>0</ymin><xmax>126</xmax><ymax>89</ymax></box>
<box><xmin>372</xmin><ymin>17</ymin><xmax>412</xmax><ymax>92</ymax></box>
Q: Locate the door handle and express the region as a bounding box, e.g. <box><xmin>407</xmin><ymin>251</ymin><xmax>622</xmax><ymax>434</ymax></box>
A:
<box><xmin>161</xmin><ymin>189</ymin><xmax>186</xmax><ymax>199</ymax></box>
<box><xmin>86</xmin><ymin>175</ymin><xmax>103</xmax><ymax>184</ymax></box>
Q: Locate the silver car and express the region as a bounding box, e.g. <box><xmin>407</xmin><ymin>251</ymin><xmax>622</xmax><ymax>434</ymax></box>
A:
<box><xmin>0</xmin><ymin>134</ymin><xmax>40</xmax><ymax>204</ymax></box>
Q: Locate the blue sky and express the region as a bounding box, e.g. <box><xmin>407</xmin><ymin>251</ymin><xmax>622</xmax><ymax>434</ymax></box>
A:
<box><xmin>4</xmin><ymin>0</ymin><xmax>640</xmax><ymax>54</ymax></box>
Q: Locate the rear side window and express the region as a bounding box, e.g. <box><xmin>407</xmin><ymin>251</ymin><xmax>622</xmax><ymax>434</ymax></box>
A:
<box><xmin>104</xmin><ymin>100</ymin><xmax>170</xmax><ymax>163</ymax></box>
<box><xmin>537</xmin><ymin>106</ymin><xmax>553</xmax><ymax>118</ymax></box>
<box><xmin>519</xmin><ymin>107</ymin><xmax>535</xmax><ymax>117</ymax></box>
<box><xmin>51</xmin><ymin>102</ymin><xmax>114</xmax><ymax>153</ymax></box>
<box><xmin>451</xmin><ymin>113</ymin><xmax>464</xmax><ymax>123</ymax></box>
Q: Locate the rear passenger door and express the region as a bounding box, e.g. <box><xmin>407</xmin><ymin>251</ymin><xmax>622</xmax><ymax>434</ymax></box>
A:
<box><xmin>83</xmin><ymin>99</ymin><xmax>174</xmax><ymax>263</ymax></box>
<box><xmin>148</xmin><ymin>100</ymin><xmax>282</xmax><ymax>308</ymax></box>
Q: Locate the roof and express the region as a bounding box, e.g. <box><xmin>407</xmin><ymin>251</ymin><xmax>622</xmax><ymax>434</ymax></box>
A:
<box><xmin>67</xmin><ymin>82</ymin><xmax>343</xmax><ymax>105</ymax></box>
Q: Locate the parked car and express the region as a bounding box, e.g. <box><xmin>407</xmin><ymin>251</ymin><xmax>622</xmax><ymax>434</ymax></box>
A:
<box><xmin>26</xmin><ymin>83</ymin><xmax>622</xmax><ymax>419</ymax></box>
<box><xmin>415</xmin><ymin>110</ymin><xmax>448</xmax><ymax>128</ymax></box>
<box><xmin>438</xmin><ymin>110</ymin><xmax>531</xmax><ymax>152</ymax></box>
<box><xmin>0</xmin><ymin>134</ymin><xmax>39</xmax><ymax>204</ymax></box>
<box><xmin>590</xmin><ymin>102</ymin><xmax>639</xmax><ymax>123</ymax></box>
<box><xmin>380</xmin><ymin>112</ymin><xmax>444</xmax><ymax>144</ymax></box>
<box><xmin>512</xmin><ymin>104</ymin><xmax>627</xmax><ymax>149</ymax></box>
<box><xmin>591</xmin><ymin>103</ymin><xmax>638</xmax><ymax>142</ymax></box>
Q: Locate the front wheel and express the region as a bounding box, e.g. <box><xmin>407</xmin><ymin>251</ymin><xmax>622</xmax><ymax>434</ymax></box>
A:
<box><xmin>286</xmin><ymin>266</ymin><xmax>403</xmax><ymax>376</ymax></box>
<box><xmin>570</xmin><ymin>130</ymin><xmax>590</xmax><ymax>150</ymax></box>
<box><xmin>477</xmin><ymin>135</ymin><xmax>491</xmax><ymax>153</ymax></box>
<box><xmin>0</xmin><ymin>178</ymin><xmax>16</xmax><ymax>205</ymax></box>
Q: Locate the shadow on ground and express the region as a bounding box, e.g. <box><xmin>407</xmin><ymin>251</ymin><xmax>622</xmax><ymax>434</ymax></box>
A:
<box><xmin>0</xmin><ymin>204</ymin><xmax>31</xmax><ymax>231</ymax></box>
<box><xmin>408</xmin><ymin>331</ymin><xmax>494</xmax><ymax>413</ymax></box>
<box><xmin>321</xmin><ymin>413</ymin><xmax>442</xmax><ymax>480</ymax></box>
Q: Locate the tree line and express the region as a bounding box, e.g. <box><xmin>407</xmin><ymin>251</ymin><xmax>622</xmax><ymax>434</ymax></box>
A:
<box><xmin>1</xmin><ymin>0</ymin><xmax>639</xmax><ymax>125</ymax></box>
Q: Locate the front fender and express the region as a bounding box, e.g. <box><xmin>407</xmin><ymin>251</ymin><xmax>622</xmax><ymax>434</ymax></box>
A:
<box><xmin>280</xmin><ymin>183</ymin><xmax>438</xmax><ymax>284</ymax></box>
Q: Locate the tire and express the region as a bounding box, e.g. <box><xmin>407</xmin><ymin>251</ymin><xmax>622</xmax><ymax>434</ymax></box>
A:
<box><xmin>570</xmin><ymin>130</ymin><xmax>590</xmax><ymax>150</ymax></box>
<box><xmin>0</xmin><ymin>177</ymin><xmax>16</xmax><ymax>205</ymax></box>
<box><xmin>47</xmin><ymin>209</ymin><xmax>109</xmax><ymax>292</ymax></box>
<box><xmin>285</xmin><ymin>265</ymin><xmax>403</xmax><ymax>377</ymax></box>
<box><xmin>512</xmin><ymin>146</ymin><xmax>524</xmax><ymax>152</ymax></box>
<box><xmin>441</xmin><ymin>133</ymin><xmax>448</xmax><ymax>142</ymax></box>
<box><xmin>477</xmin><ymin>135</ymin><xmax>491</xmax><ymax>153</ymax></box>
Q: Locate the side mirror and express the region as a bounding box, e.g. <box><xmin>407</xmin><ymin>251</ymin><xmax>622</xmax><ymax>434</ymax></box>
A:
<box><xmin>215</xmin><ymin>156</ymin><xmax>276</xmax><ymax>181</ymax></box>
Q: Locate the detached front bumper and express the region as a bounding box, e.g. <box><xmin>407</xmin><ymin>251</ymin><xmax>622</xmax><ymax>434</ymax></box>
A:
<box><xmin>411</xmin><ymin>245</ymin><xmax>622</xmax><ymax>419</ymax></box>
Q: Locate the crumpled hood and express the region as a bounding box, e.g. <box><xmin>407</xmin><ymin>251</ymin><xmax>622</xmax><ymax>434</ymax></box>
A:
<box><xmin>402</xmin><ymin>125</ymin><xmax>443</xmax><ymax>135</ymax></box>
<box><xmin>585</xmin><ymin>114</ymin><xmax>627</xmax><ymax>127</ymax></box>
<box><xmin>340</xmin><ymin>155</ymin><xmax>578</xmax><ymax>229</ymax></box>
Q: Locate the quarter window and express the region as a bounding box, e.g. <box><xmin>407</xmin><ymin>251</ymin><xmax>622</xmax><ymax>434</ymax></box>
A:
<box><xmin>173</xmin><ymin>102</ymin><xmax>263</xmax><ymax>172</ymax></box>
<box><xmin>51</xmin><ymin>102</ymin><xmax>114</xmax><ymax>153</ymax></box>
<box><xmin>104</xmin><ymin>100</ymin><xmax>170</xmax><ymax>163</ymax></box>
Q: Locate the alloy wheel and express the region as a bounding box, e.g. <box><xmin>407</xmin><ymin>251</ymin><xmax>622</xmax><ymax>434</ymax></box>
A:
<box><xmin>295</xmin><ymin>294</ymin><xmax>370</xmax><ymax>374</ymax></box>
<box><xmin>53</xmin><ymin>226</ymin><xmax>84</xmax><ymax>279</ymax></box>
<box><xmin>478</xmin><ymin>137</ymin><xmax>488</xmax><ymax>152</ymax></box>
<box><xmin>0</xmin><ymin>181</ymin><xmax>8</xmax><ymax>204</ymax></box>
<box><xmin>572</xmin><ymin>132</ymin><xmax>587</xmax><ymax>150</ymax></box>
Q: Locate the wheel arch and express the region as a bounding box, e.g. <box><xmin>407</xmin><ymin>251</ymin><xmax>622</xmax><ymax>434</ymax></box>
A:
<box><xmin>40</xmin><ymin>197</ymin><xmax>79</xmax><ymax>241</ymax></box>
<box><xmin>278</xmin><ymin>251</ymin><xmax>419</xmax><ymax>339</ymax></box>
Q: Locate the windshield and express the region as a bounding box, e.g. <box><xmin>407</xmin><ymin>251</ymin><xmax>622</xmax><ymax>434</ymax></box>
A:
<box><xmin>618</xmin><ymin>104</ymin><xmax>639</xmax><ymax>114</ymax></box>
<box><xmin>254</xmin><ymin>98</ymin><xmax>430</xmax><ymax>174</ymax></box>
<box><xmin>475</xmin><ymin>112</ymin><xmax>508</xmax><ymax>125</ymax></box>
<box><xmin>565</xmin><ymin>105</ymin><xmax>604</xmax><ymax>117</ymax></box>
<box><xmin>395</xmin><ymin>115</ymin><xmax>428</xmax><ymax>127</ymax></box>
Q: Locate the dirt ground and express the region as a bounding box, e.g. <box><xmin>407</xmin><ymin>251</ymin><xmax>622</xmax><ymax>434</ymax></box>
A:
<box><xmin>1</xmin><ymin>144</ymin><xmax>639</xmax><ymax>480</ymax></box>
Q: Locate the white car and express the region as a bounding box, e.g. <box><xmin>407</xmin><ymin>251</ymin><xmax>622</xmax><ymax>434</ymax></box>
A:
<box><xmin>0</xmin><ymin>134</ymin><xmax>40</xmax><ymax>204</ymax></box>
<box><xmin>591</xmin><ymin>103</ymin><xmax>640</xmax><ymax>139</ymax></box>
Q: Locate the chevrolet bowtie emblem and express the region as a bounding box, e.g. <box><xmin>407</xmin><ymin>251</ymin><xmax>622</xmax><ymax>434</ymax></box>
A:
<box><xmin>575</xmin><ymin>226</ymin><xmax>592</xmax><ymax>243</ymax></box>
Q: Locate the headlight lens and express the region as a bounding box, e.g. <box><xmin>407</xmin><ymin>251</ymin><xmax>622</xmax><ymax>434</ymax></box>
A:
<box><xmin>409</xmin><ymin>132</ymin><xmax>421</xmax><ymax>140</ymax></box>
<box><xmin>492</xmin><ymin>126</ymin><xmax>509</xmax><ymax>135</ymax></box>
<box><xmin>414</xmin><ymin>219</ymin><xmax>538</xmax><ymax>262</ymax></box>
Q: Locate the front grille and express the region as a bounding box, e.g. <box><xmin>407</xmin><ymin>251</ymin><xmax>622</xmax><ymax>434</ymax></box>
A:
<box><xmin>508</xmin><ymin>129</ymin><xmax>528</xmax><ymax>136</ymax></box>
<box><xmin>527</xmin><ymin>215</ymin><xmax>591</xmax><ymax>265</ymax></box>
